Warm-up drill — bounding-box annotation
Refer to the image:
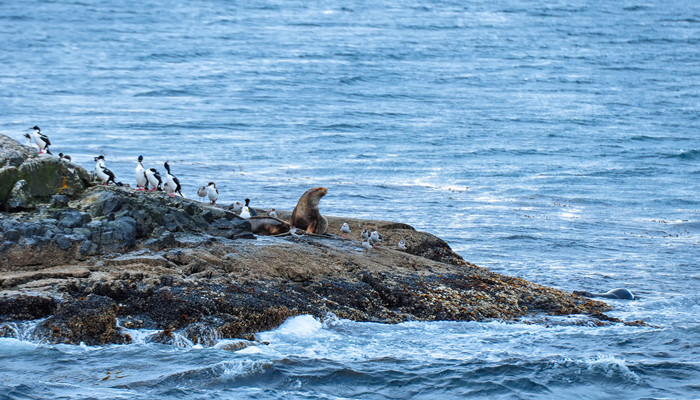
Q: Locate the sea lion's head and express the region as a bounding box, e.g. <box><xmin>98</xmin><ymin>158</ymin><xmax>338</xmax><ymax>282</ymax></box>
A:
<box><xmin>305</xmin><ymin>187</ymin><xmax>327</xmax><ymax>206</ymax></box>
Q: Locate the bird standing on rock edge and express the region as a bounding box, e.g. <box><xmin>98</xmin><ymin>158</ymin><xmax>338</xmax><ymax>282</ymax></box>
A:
<box><xmin>206</xmin><ymin>182</ymin><xmax>218</xmax><ymax>205</ymax></box>
<box><xmin>163</xmin><ymin>161</ymin><xmax>183</xmax><ymax>197</ymax></box>
<box><xmin>135</xmin><ymin>155</ymin><xmax>148</xmax><ymax>190</ymax></box>
<box><xmin>197</xmin><ymin>186</ymin><xmax>207</xmax><ymax>201</ymax></box>
<box><xmin>94</xmin><ymin>156</ymin><xmax>117</xmax><ymax>185</ymax></box>
<box><xmin>30</xmin><ymin>126</ymin><xmax>51</xmax><ymax>154</ymax></box>
<box><xmin>145</xmin><ymin>168</ymin><xmax>162</xmax><ymax>191</ymax></box>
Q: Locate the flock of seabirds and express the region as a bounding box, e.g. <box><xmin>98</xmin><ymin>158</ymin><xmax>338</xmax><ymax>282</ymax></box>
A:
<box><xmin>23</xmin><ymin>126</ymin><xmax>408</xmax><ymax>251</ymax></box>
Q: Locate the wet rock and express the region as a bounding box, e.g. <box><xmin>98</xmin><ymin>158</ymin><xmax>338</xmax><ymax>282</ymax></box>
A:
<box><xmin>0</xmin><ymin>294</ymin><xmax>58</xmax><ymax>321</ymax></box>
<box><xmin>35</xmin><ymin>295</ymin><xmax>131</xmax><ymax>345</ymax></box>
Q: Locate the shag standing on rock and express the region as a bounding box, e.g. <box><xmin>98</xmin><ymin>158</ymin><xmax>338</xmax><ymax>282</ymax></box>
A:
<box><xmin>135</xmin><ymin>155</ymin><xmax>148</xmax><ymax>190</ymax></box>
<box><xmin>94</xmin><ymin>156</ymin><xmax>117</xmax><ymax>185</ymax></box>
<box><xmin>145</xmin><ymin>168</ymin><xmax>162</xmax><ymax>191</ymax></box>
<box><xmin>244</xmin><ymin>198</ymin><xmax>257</xmax><ymax>216</ymax></box>
<box><xmin>163</xmin><ymin>161</ymin><xmax>183</xmax><ymax>197</ymax></box>
<box><xmin>206</xmin><ymin>182</ymin><xmax>218</xmax><ymax>205</ymax></box>
<box><xmin>30</xmin><ymin>126</ymin><xmax>52</xmax><ymax>154</ymax></box>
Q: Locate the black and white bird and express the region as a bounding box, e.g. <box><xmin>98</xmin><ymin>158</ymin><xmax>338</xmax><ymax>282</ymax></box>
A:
<box><xmin>94</xmin><ymin>156</ymin><xmax>116</xmax><ymax>185</ymax></box>
<box><xmin>135</xmin><ymin>155</ymin><xmax>148</xmax><ymax>190</ymax></box>
<box><xmin>268</xmin><ymin>209</ymin><xmax>278</xmax><ymax>219</ymax></box>
<box><xmin>197</xmin><ymin>186</ymin><xmax>207</xmax><ymax>201</ymax></box>
<box><xmin>397</xmin><ymin>239</ymin><xmax>407</xmax><ymax>250</ymax></box>
<box><xmin>30</xmin><ymin>126</ymin><xmax>51</xmax><ymax>154</ymax></box>
<box><xmin>340</xmin><ymin>222</ymin><xmax>351</xmax><ymax>238</ymax></box>
<box><xmin>145</xmin><ymin>168</ymin><xmax>162</xmax><ymax>191</ymax></box>
<box><xmin>163</xmin><ymin>161</ymin><xmax>182</xmax><ymax>197</ymax></box>
<box><xmin>244</xmin><ymin>198</ymin><xmax>257</xmax><ymax>216</ymax></box>
<box><xmin>206</xmin><ymin>182</ymin><xmax>218</xmax><ymax>205</ymax></box>
<box><xmin>58</xmin><ymin>153</ymin><xmax>71</xmax><ymax>162</ymax></box>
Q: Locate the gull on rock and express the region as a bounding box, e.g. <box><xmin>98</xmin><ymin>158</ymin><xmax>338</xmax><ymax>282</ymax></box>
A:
<box><xmin>340</xmin><ymin>222</ymin><xmax>351</xmax><ymax>238</ymax></box>
<box><xmin>398</xmin><ymin>240</ymin><xmax>407</xmax><ymax>250</ymax></box>
<box><xmin>268</xmin><ymin>209</ymin><xmax>278</xmax><ymax>218</ymax></box>
<box><xmin>369</xmin><ymin>231</ymin><xmax>382</xmax><ymax>248</ymax></box>
<box><xmin>229</xmin><ymin>201</ymin><xmax>243</xmax><ymax>214</ymax></box>
<box><xmin>197</xmin><ymin>186</ymin><xmax>207</xmax><ymax>201</ymax></box>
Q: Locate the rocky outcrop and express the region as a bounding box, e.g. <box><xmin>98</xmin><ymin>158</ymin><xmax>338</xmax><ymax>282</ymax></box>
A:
<box><xmin>0</xmin><ymin>134</ymin><xmax>90</xmax><ymax>211</ymax></box>
<box><xmin>0</xmin><ymin>135</ymin><xmax>637</xmax><ymax>346</ymax></box>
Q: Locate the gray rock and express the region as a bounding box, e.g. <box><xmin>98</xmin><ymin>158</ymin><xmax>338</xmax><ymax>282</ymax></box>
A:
<box><xmin>7</xmin><ymin>180</ymin><xmax>33</xmax><ymax>211</ymax></box>
<box><xmin>0</xmin><ymin>166</ymin><xmax>19</xmax><ymax>207</ymax></box>
<box><xmin>50</xmin><ymin>195</ymin><xmax>69</xmax><ymax>208</ymax></box>
<box><xmin>59</xmin><ymin>210</ymin><xmax>85</xmax><ymax>229</ymax></box>
<box><xmin>0</xmin><ymin>134</ymin><xmax>90</xmax><ymax>210</ymax></box>
<box><xmin>4</xmin><ymin>230</ymin><xmax>20</xmax><ymax>242</ymax></box>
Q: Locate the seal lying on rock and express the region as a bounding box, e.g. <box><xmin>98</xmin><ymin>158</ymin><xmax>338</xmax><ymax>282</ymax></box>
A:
<box><xmin>573</xmin><ymin>288</ymin><xmax>635</xmax><ymax>300</ymax></box>
<box><xmin>290</xmin><ymin>187</ymin><xmax>328</xmax><ymax>234</ymax></box>
<box><xmin>247</xmin><ymin>216</ymin><xmax>291</xmax><ymax>236</ymax></box>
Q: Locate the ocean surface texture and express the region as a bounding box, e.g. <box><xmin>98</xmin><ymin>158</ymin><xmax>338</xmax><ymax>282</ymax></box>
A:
<box><xmin>1</xmin><ymin>0</ymin><xmax>699</xmax><ymax>398</ymax></box>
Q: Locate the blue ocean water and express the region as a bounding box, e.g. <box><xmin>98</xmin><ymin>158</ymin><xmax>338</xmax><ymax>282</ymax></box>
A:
<box><xmin>1</xmin><ymin>0</ymin><xmax>699</xmax><ymax>398</ymax></box>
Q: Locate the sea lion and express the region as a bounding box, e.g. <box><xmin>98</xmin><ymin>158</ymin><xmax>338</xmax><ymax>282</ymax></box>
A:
<box><xmin>573</xmin><ymin>288</ymin><xmax>635</xmax><ymax>300</ymax></box>
<box><xmin>247</xmin><ymin>216</ymin><xmax>291</xmax><ymax>236</ymax></box>
<box><xmin>290</xmin><ymin>187</ymin><xmax>328</xmax><ymax>234</ymax></box>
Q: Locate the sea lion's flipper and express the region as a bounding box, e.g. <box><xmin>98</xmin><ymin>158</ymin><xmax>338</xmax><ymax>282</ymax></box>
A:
<box><xmin>307</xmin><ymin>219</ymin><xmax>317</xmax><ymax>234</ymax></box>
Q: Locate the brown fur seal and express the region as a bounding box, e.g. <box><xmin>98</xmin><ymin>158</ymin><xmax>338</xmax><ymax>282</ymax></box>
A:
<box><xmin>247</xmin><ymin>216</ymin><xmax>291</xmax><ymax>236</ymax></box>
<box><xmin>290</xmin><ymin>187</ymin><xmax>328</xmax><ymax>234</ymax></box>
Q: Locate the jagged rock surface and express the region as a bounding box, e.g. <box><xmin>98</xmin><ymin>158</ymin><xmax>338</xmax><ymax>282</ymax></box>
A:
<box><xmin>0</xmin><ymin>135</ymin><xmax>628</xmax><ymax>346</ymax></box>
